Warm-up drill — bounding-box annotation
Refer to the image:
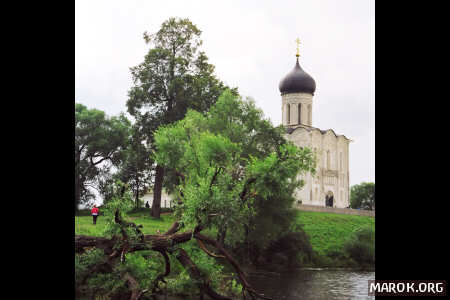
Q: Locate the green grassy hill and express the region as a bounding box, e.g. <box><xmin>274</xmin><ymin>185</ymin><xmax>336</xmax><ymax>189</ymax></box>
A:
<box><xmin>76</xmin><ymin>209</ymin><xmax>374</xmax><ymax>267</ymax></box>
<box><xmin>294</xmin><ymin>211</ymin><xmax>375</xmax><ymax>257</ymax></box>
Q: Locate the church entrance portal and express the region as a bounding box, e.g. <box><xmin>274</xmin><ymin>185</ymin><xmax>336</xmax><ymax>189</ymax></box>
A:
<box><xmin>325</xmin><ymin>192</ymin><xmax>334</xmax><ymax>207</ymax></box>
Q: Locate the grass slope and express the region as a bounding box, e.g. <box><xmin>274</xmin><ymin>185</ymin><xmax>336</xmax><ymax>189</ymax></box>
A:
<box><xmin>75</xmin><ymin>210</ymin><xmax>176</xmax><ymax>236</ymax></box>
<box><xmin>75</xmin><ymin>209</ymin><xmax>375</xmax><ymax>261</ymax></box>
<box><xmin>295</xmin><ymin>210</ymin><xmax>375</xmax><ymax>257</ymax></box>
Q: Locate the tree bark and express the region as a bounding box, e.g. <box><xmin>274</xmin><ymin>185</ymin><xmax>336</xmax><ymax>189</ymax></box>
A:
<box><xmin>75</xmin><ymin>151</ymin><xmax>81</xmax><ymax>212</ymax></box>
<box><xmin>151</xmin><ymin>164</ymin><xmax>164</xmax><ymax>218</ymax></box>
<box><xmin>75</xmin><ymin>174</ymin><xmax>81</xmax><ymax>212</ymax></box>
<box><xmin>175</xmin><ymin>248</ymin><xmax>233</xmax><ymax>300</ymax></box>
<box><xmin>135</xmin><ymin>176</ymin><xmax>140</xmax><ymax>209</ymax></box>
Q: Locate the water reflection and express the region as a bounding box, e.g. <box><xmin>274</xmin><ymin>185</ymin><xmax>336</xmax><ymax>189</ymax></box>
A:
<box><xmin>247</xmin><ymin>269</ymin><xmax>375</xmax><ymax>300</ymax></box>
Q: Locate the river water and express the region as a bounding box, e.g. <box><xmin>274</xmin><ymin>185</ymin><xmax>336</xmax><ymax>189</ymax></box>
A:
<box><xmin>153</xmin><ymin>268</ymin><xmax>374</xmax><ymax>300</ymax></box>
<box><xmin>247</xmin><ymin>268</ymin><xmax>375</xmax><ymax>300</ymax></box>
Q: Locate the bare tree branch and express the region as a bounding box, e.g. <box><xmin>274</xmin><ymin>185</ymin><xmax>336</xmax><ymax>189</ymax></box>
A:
<box><xmin>196</xmin><ymin>238</ymin><xmax>225</xmax><ymax>258</ymax></box>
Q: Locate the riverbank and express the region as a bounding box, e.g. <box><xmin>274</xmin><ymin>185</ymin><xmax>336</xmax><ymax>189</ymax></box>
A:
<box><xmin>75</xmin><ymin>209</ymin><xmax>374</xmax><ymax>268</ymax></box>
<box><xmin>295</xmin><ymin>210</ymin><xmax>374</xmax><ymax>268</ymax></box>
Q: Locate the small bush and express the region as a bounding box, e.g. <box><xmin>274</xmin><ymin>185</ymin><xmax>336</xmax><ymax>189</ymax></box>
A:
<box><xmin>343</xmin><ymin>226</ymin><xmax>375</xmax><ymax>267</ymax></box>
<box><xmin>257</xmin><ymin>226</ymin><xmax>314</xmax><ymax>269</ymax></box>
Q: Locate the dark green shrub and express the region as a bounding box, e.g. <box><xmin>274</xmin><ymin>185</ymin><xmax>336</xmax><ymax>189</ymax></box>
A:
<box><xmin>343</xmin><ymin>226</ymin><xmax>375</xmax><ymax>267</ymax></box>
<box><xmin>250</xmin><ymin>225</ymin><xmax>314</xmax><ymax>269</ymax></box>
<box><xmin>75</xmin><ymin>249</ymin><xmax>125</xmax><ymax>298</ymax></box>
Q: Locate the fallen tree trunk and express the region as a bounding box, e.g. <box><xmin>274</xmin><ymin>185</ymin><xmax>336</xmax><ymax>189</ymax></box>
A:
<box><xmin>176</xmin><ymin>248</ymin><xmax>233</xmax><ymax>300</ymax></box>
<box><xmin>75</xmin><ymin>215</ymin><xmax>272</xmax><ymax>300</ymax></box>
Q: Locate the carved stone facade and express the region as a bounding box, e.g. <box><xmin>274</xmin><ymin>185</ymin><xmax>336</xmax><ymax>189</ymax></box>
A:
<box><xmin>282</xmin><ymin>93</ymin><xmax>351</xmax><ymax>208</ymax></box>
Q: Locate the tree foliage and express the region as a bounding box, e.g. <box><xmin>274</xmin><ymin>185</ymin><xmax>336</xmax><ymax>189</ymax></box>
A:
<box><xmin>153</xmin><ymin>90</ymin><xmax>316</xmax><ymax>252</ymax></box>
<box><xmin>350</xmin><ymin>182</ymin><xmax>375</xmax><ymax>210</ymax></box>
<box><xmin>115</xmin><ymin>125</ymin><xmax>154</xmax><ymax>208</ymax></box>
<box><xmin>75</xmin><ymin>103</ymin><xmax>130</xmax><ymax>210</ymax></box>
<box><xmin>127</xmin><ymin>17</ymin><xmax>234</xmax><ymax>129</ymax></box>
<box><xmin>126</xmin><ymin>17</ymin><xmax>236</xmax><ymax>218</ymax></box>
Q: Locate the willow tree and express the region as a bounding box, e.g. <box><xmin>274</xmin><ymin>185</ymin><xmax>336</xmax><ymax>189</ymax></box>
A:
<box><xmin>126</xmin><ymin>17</ymin><xmax>235</xmax><ymax>218</ymax></box>
<box><xmin>154</xmin><ymin>90</ymin><xmax>316</xmax><ymax>255</ymax></box>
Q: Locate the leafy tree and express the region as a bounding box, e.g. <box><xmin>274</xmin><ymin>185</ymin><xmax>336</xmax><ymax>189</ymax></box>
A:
<box><xmin>153</xmin><ymin>90</ymin><xmax>316</xmax><ymax>257</ymax></box>
<box><xmin>350</xmin><ymin>182</ymin><xmax>375</xmax><ymax>210</ymax></box>
<box><xmin>75</xmin><ymin>103</ymin><xmax>130</xmax><ymax>211</ymax></box>
<box><xmin>115</xmin><ymin>124</ymin><xmax>154</xmax><ymax>208</ymax></box>
<box><xmin>126</xmin><ymin>17</ymin><xmax>236</xmax><ymax>218</ymax></box>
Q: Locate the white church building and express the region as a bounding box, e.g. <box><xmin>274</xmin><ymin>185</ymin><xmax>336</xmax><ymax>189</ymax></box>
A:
<box><xmin>279</xmin><ymin>48</ymin><xmax>351</xmax><ymax>208</ymax></box>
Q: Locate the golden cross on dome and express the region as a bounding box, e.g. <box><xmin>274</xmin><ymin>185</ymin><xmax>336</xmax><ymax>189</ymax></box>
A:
<box><xmin>295</xmin><ymin>38</ymin><xmax>301</xmax><ymax>57</ymax></box>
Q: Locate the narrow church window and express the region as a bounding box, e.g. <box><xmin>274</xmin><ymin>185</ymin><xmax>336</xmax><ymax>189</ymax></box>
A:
<box><xmin>287</xmin><ymin>104</ymin><xmax>290</xmax><ymax>124</ymax></box>
<box><xmin>327</xmin><ymin>150</ymin><xmax>330</xmax><ymax>170</ymax></box>
<box><xmin>298</xmin><ymin>103</ymin><xmax>301</xmax><ymax>124</ymax></box>
<box><xmin>340</xmin><ymin>152</ymin><xmax>342</xmax><ymax>170</ymax></box>
<box><xmin>315</xmin><ymin>187</ymin><xmax>318</xmax><ymax>200</ymax></box>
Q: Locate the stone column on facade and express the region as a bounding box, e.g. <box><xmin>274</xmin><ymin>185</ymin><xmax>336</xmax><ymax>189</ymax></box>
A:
<box><xmin>291</xmin><ymin>103</ymin><xmax>298</xmax><ymax>125</ymax></box>
<box><xmin>308</xmin><ymin>104</ymin><xmax>312</xmax><ymax>126</ymax></box>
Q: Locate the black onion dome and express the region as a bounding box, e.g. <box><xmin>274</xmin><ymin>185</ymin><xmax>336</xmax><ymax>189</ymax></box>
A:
<box><xmin>279</xmin><ymin>58</ymin><xmax>316</xmax><ymax>95</ymax></box>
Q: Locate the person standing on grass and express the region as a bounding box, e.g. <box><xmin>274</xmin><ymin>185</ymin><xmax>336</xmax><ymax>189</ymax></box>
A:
<box><xmin>91</xmin><ymin>205</ymin><xmax>99</xmax><ymax>225</ymax></box>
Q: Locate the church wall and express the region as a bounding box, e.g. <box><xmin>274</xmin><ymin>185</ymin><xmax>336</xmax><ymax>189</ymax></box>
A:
<box><xmin>311</xmin><ymin>129</ymin><xmax>323</xmax><ymax>206</ymax></box>
<box><xmin>335</xmin><ymin>137</ymin><xmax>350</xmax><ymax>207</ymax></box>
<box><xmin>290</xmin><ymin>104</ymin><xmax>298</xmax><ymax>125</ymax></box>
<box><xmin>286</xmin><ymin>128</ymin><xmax>312</xmax><ymax>205</ymax></box>
<box><xmin>287</xmin><ymin>127</ymin><xmax>350</xmax><ymax>208</ymax></box>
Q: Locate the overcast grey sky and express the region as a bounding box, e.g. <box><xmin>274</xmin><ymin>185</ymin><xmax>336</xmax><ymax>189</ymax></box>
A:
<box><xmin>75</xmin><ymin>0</ymin><xmax>374</xmax><ymax>187</ymax></box>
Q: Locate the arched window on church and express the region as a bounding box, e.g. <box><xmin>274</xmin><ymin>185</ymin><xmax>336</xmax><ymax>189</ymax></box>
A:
<box><xmin>307</xmin><ymin>104</ymin><xmax>311</xmax><ymax>125</ymax></box>
<box><xmin>340</xmin><ymin>152</ymin><xmax>342</xmax><ymax>170</ymax></box>
<box><xmin>298</xmin><ymin>103</ymin><xmax>301</xmax><ymax>124</ymax></box>
<box><xmin>287</xmin><ymin>104</ymin><xmax>290</xmax><ymax>124</ymax></box>
<box><xmin>327</xmin><ymin>150</ymin><xmax>330</xmax><ymax>170</ymax></box>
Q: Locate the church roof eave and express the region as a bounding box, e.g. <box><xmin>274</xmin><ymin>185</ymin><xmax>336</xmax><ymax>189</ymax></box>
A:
<box><xmin>285</xmin><ymin>125</ymin><xmax>352</xmax><ymax>141</ymax></box>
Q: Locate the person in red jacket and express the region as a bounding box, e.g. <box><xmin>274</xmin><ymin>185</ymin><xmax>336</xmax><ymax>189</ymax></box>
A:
<box><xmin>91</xmin><ymin>205</ymin><xmax>99</xmax><ymax>225</ymax></box>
